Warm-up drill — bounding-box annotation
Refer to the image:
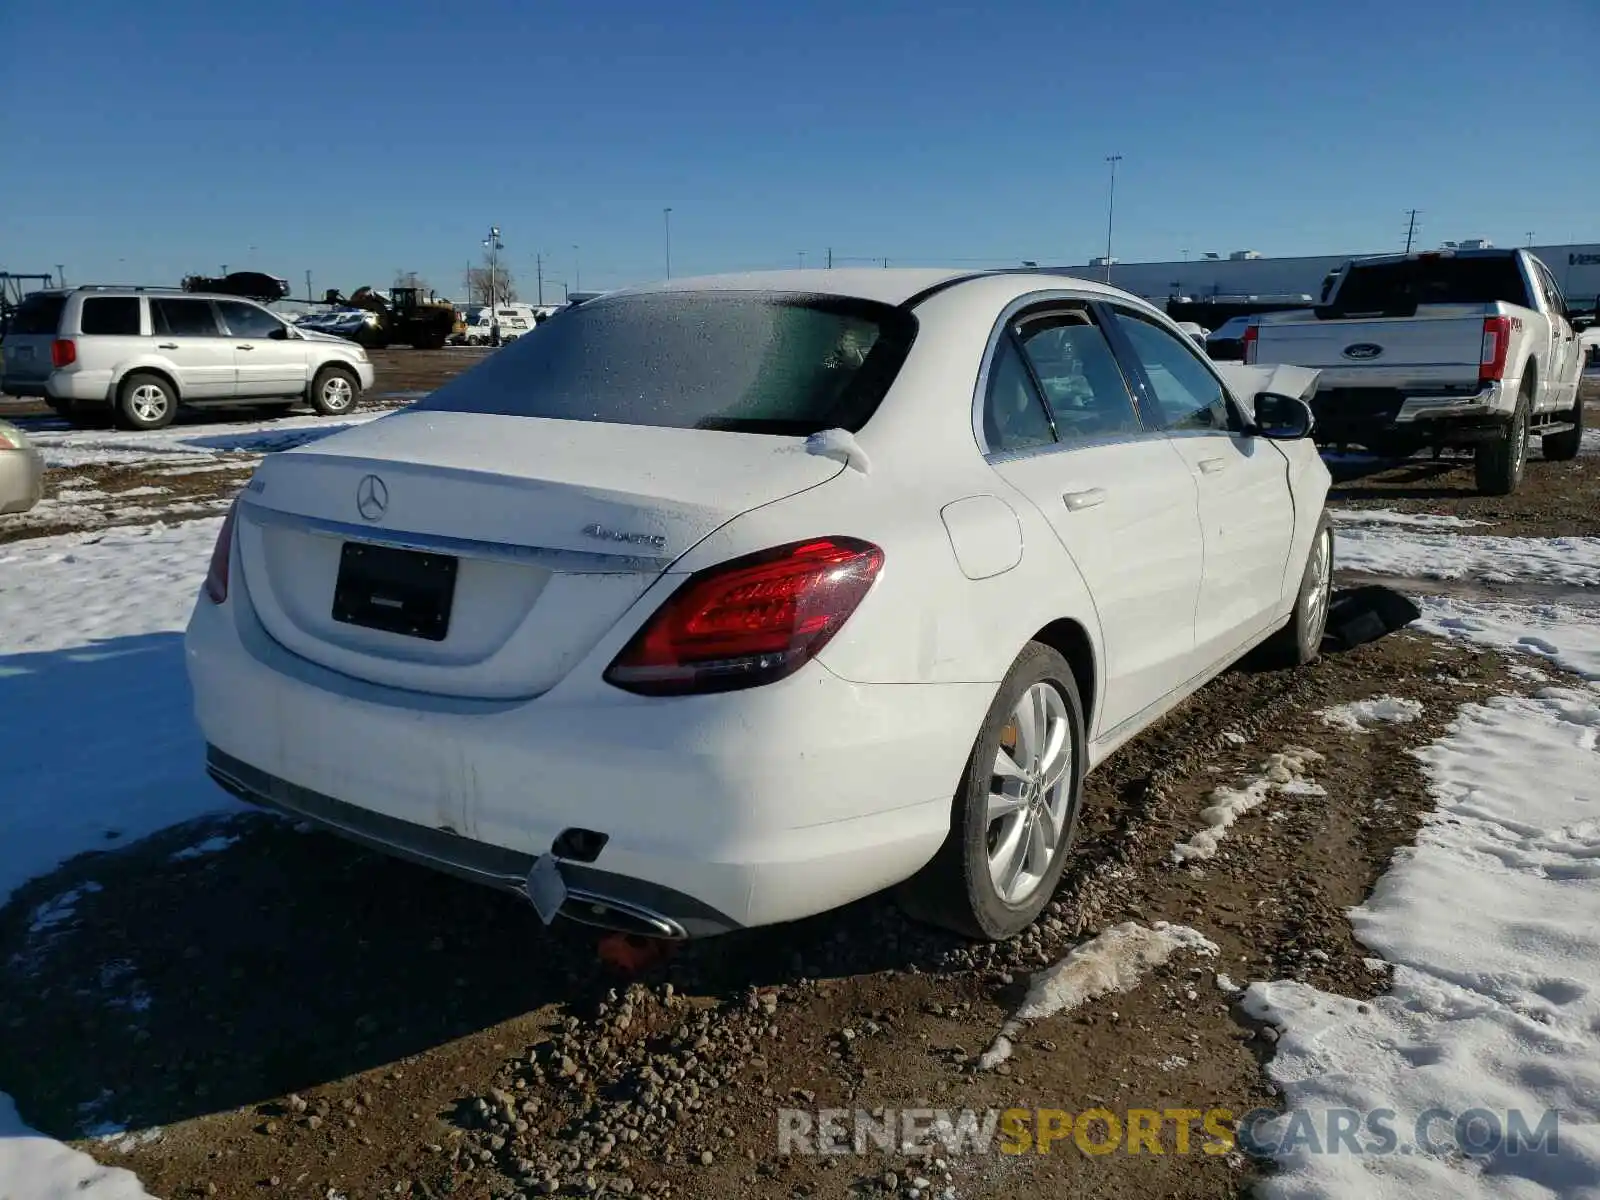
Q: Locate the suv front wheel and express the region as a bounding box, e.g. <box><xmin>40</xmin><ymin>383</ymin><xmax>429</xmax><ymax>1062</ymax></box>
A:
<box><xmin>116</xmin><ymin>373</ymin><xmax>178</xmax><ymax>431</ymax></box>
<box><xmin>310</xmin><ymin>365</ymin><xmax>360</xmax><ymax>416</ymax></box>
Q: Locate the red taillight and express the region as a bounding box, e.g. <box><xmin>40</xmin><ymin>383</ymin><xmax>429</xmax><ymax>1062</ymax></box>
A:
<box><xmin>1479</xmin><ymin>316</ymin><xmax>1511</xmax><ymax>383</ymax></box>
<box><xmin>50</xmin><ymin>339</ymin><xmax>76</xmax><ymax>368</ymax></box>
<box><xmin>1241</xmin><ymin>323</ymin><xmax>1259</xmax><ymax>363</ymax></box>
<box><xmin>204</xmin><ymin>501</ymin><xmax>239</xmax><ymax>604</ymax></box>
<box><xmin>604</xmin><ymin>537</ymin><xmax>885</xmax><ymax>696</ymax></box>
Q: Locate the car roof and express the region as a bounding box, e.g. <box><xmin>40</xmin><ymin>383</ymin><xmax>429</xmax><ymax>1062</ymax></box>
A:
<box><xmin>607</xmin><ymin>268</ymin><xmax>1151</xmax><ymax>309</ymax></box>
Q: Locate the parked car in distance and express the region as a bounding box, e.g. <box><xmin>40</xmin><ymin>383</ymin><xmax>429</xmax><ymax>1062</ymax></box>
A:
<box><xmin>1247</xmin><ymin>248</ymin><xmax>1587</xmax><ymax>493</ymax></box>
<box><xmin>1205</xmin><ymin>315</ymin><xmax>1257</xmax><ymax>361</ymax></box>
<box><xmin>0</xmin><ymin>419</ymin><xmax>44</xmax><ymax>514</ymax></box>
<box><xmin>0</xmin><ymin>286</ymin><xmax>376</xmax><ymax>431</ymax></box>
<box><xmin>1174</xmin><ymin>321</ymin><xmax>1209</xmax><ymax>344</ymax></box>
<box><xmin>187</xmin><ymin>268</ymin><xmax>1332</xmax><ymax>943</ymax></box>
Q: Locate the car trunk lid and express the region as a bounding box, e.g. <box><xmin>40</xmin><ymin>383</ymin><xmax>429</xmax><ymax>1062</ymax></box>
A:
<box><xmin>234</xmin><ymin>409</ymin><xmax>843</xmax><ymax>699</ymax></box>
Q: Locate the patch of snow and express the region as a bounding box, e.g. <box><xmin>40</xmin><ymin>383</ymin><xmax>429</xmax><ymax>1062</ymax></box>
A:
<box><xmin>1415</xmin><ymin>596</ymin><xmax>1600</xmax><ymax>680</ymax></box>
<box><xmin>0</xmin><ymin>1092</ymin><xmax>153</xmax><ymax>1198</ymax></box>
<box><xmin>1330</xmin><ymin>508</ymin><xmax>1489</xmax><ymax>530</ymax></box>
<box><xmin>978</xmin><ymin>922</ymin><xmax>1218</xmax><ymax>1069</ymax></box>
<box><xmin>1216</xmin><ymin>973</ymin><xmax>1240</xmax><ymax>993</ymax></box>
<box><xmin>1244</xmin><ymin>688</ymin><xmax>1600</xmax><ymax>1197</ymax></box>
<box><xmin>169</xmin><ymin>833</ymin><xmax>239</xmax><ymax>862</ymax></box>
<box><xmin>1157</xmin><ymin>1054</ymin><xmax>1189</xmax><ymax>1072</ymax></box>
<box><xmin>1336</xmin><ymin>529</ymin><xmax>1600</xmax><ymax>587</ymax></box>
<box><xmin>1172</xmin><ymin>748</ymin><xmax>1324</xmax><ymax>862</ymax></box>
<box><xmin>0</xmin><ymin>517</ymin><xmax>241</xmax><ymax>1191</ymax></box>
<box><xmin>1319</xmin><ymin>696</ymin><xmax>1425</xmax><ymax>733</ymax></box>
<box><xmin>25</xmin><ymin>411</ymin><xmax>383</xmax><ymax>469</ymax></box>
<box><xmin>151</xmin><ymin>461</ymin><xmax>254</xmax><ymax>477</ymax></box>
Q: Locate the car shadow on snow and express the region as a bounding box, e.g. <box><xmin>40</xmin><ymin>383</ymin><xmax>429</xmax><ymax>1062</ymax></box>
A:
<box><xmin>0</xmin><ymin>599</ymin><xmax>1417</xmax><ymax>1142</ymax></box>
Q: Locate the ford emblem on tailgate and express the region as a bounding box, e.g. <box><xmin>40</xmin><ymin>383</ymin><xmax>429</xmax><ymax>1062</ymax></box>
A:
<box><xmin>1342</xmin><ymin>342</ymin><xmax>1384</xmax><ymax>360</ymax></box>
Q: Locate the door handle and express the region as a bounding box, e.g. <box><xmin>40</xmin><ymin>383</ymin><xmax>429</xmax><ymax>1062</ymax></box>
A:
<box><xmin>157</xmin><ymin>343</ymin><xmax>179</xmax><ymax>350</ymax></box>
<box><xmin>236</xmin><ymin>344</ymin><xmax>255</xmax><ymax>351</ymax></box>
<box><xmin>1062</xmin><ymin>488</ymin><xmax>1107</xmax><ymax>511</ymax></box>
<box><xmin>1198</xmin><ymin>457</ymin><xmax>1228</xmax><ymax>475</ymax></box>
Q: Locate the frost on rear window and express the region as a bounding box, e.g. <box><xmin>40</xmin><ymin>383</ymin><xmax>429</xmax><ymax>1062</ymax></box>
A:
<box><xmin>416</xmin><ymin>291</ymin><xmax>917</xmax><ymax>435</ymax></box>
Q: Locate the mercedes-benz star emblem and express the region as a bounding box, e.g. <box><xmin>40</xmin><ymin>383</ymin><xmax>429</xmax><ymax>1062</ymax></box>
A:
<box><xmin>356</xmin><ymin>474</ymin><xmax>389</xmax><ymax>522</ymax></box>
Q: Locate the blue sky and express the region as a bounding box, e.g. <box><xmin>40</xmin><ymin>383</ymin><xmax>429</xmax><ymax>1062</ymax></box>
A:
<box><xmin>3</xmin><ymin>0</ymin><xmax>1596</xmax><ymax>300</ymax></box>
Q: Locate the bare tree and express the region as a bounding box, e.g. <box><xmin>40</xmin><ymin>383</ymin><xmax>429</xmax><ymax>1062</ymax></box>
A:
<box><xmin>466</xmin><ymin>260</ymin><xmax>517</xmax><ymax>307</ymax></box>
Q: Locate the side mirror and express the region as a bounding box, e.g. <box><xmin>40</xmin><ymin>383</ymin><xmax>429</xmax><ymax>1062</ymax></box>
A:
<box><xmin>1570</xmin><ymin>313</ymin><xmax>1592</xmax><ymax>332</ymax></box>
<box><xmin>1252</xmin><ymin>392</ymin><xmax>1316</xmax><ymax>440</ymax></box>
<box><xmin>268</xmin><ymin>325</ymin><xmax>291</xmax><ymax>340</ymax></box>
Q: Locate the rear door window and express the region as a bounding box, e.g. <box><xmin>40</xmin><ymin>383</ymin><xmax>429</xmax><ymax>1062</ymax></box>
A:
<box><xmin>216</xmin><ymin>300</ymin><xmax>285</xmax><ymax>338</ymax></box>
<box><xmin>9</xmin><ymin>294</ymin><xmax>67</xmax><ymax>335</ymax></box>
<box><xmin>151</xmin><ymin>298</ymin><xmax>222</xmax><ymax>337</ymax></box>
<box><xmin>80</xmin><ymin>297</ymin><xmax>143</xmax><ymax>336</ymax></box>
<box><xmin>417</xmin><ymin>291</ymin><xmax>918</xmax><ymax>435</ymax></box>
<box><xmin>1014</xmin><ymin>311</ymin><xmax>1143</xmax><ymax>442</ymax></box>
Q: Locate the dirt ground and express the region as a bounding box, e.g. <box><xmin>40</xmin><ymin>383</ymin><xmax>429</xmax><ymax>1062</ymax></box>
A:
<box><xmin>0</xmin><ymin>370</ymin><xmax>1594</xmax><ymax>1198</ymax></box>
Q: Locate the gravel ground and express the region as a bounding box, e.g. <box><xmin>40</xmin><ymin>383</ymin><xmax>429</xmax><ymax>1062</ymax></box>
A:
<box><xmin>0</xmin><ymin>630</ymin><xmax>1535</xmax><ymax>1199</ymax></box>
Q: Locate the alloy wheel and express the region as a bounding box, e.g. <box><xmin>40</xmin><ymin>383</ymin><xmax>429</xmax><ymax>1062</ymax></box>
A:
<box><xmin>986</xmin><ymin>681</ymin><xmax>1073</xmax><ymax>905</ymax></box>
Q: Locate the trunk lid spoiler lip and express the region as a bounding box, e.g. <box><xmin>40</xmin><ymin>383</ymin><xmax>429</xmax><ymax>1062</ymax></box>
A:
<box><xmin>237</xmin><ymin>494</ymin><xmax>676</xmax><ymax>575</ymax></box>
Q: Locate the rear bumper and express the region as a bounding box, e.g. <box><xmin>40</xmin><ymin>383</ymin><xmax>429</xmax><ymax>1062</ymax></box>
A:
<box><xmin>0</xmin><ymin>448</ymin><xmax>44</xmax><ymax>514</ymax></box>
<box><xmin>1</xmin><ymin>369</ymin><xmax>115</xmax><ymax>403</ymax></box>
<box><xmin>1311</xmin><ymin>382</ymin><xmax>1512</xmax><ymax>445</ymax></box>
<box><xmin>184</xmin><ymin>577</ymin><xmax>988</xmax><ymax>934</ymax></box>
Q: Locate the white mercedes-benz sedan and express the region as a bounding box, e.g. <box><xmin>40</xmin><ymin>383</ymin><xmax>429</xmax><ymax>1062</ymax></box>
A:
<box><xmin>185</xmin><ymin>269</ymin><xmax>1332</xmax><ymax>942</ymax></box>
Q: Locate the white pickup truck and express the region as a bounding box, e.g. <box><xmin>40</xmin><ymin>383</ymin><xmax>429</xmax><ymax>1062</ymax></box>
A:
<box><xmin>1246</xmin><ymin>248</ymin><xmax>1588</xmax><ymax>494</ymax></box>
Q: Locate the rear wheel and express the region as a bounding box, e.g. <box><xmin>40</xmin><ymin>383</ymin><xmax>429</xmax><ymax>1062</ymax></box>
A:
<box><xmin>115</xmin><ymin>373</ymin><xmax>177</xmax><ymax>431</ymax></box>
<box><xmin>1542</xmin><ymin>391</ymin><xmax>1584</xmax><ymax>462</ymax></box>
<box><xmin>1474</xmin><ymin>377</ymin><xmax>1532</xmax><ymax>495</ymax></box>
<box><xmin>310</xmin><ymin>365</ymin><xmax>359</xmax><ymax>416</ymax></box>
<box><xmin>897</xmin><ymin>643</ymin><xmax>1086</xmax><ymax>941</ymax></box>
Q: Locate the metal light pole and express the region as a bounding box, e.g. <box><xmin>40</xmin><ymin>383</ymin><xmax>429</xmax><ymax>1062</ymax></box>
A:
<box><xmin>663</xmin><ymin>208</ymin><xmax>673</xmax><ymax>279</ymax></box>
<box><xmin>56</xmin><ymin>263</ymin><xmax>66</xmax><ymax>287</ymax></box>
<box><xmin>799</xmin><ymin>251</ymin><xmax>806</xmax><ymax>270</ymax></box>
<box><xmin>483</xmin><ymin>225</ymin><xmax>503</xmax><ymax>345</ymax></box>
<box><xmin>536</xmin><ymin>252</ymin><xmax>544</xmax><ymax>306</ymax></box>
<box><xmin>573</xmin><ymin>245</ymin><xmax>581</xmax><ymax>294</ymax></box>
<box><xmin>1103</xmin><ymin>154</ymin><xmax>1122</xmax><ymax>283</ymax></box>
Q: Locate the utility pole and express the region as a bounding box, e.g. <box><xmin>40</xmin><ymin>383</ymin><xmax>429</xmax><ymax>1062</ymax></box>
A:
<box><xmin>573</xmin><ymin>245</ymin><xmax>581</xmax><ymax>294</ymax></box>
<box><xmin>798</xmin><ymin>251</ymin><xmax>806</xmax><ymax>269</ymax></box>
<box><xmin>1403</xmin><ymin>209</ymin><xmax>1421</xmax><ymax>253</ymax></box>
<box><xmin>483</xmin><ymin>226</ymin><xmax>503</xmax><ymax>344</ymax></box>
<box><xmin>663</xmin><ymin>208</ymin><xmax>673</xmax><ymax>279</ymax></box>
<box><xmin>55</xmin><ymin>263</ymin><xmax>65</xmax><ymax>287</ymax></box>
<box><xmin>826</xmin><ymin>247</ymin><xmax>833</xmax><ymax>269</ymax></box>
<box><xmin>536</xmin><ymin>253</ymin><xmax>544</xmax><ymax>306</ymax></box>
<box><xmin>1104</xmin><ymin>154</ymin><xmax>1123</xmax><ymax>282</ymax></box>
<box><xmin>1525</xmin><ymin>231</ymin><xmax>1535</xmax><ymax>248</ymax></box>
<box><xmin>305</xmin><ymin>270</ymin><xmax>313</xmax><ymax>303</ymax></box>
<box><xmin>221</xmin><ymin>264</ymin><xmax>228</xmax><ymax>276</ymax></box>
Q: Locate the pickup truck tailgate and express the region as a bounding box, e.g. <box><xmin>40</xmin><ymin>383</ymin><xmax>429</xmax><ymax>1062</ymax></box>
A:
<box><xmin>1255</xmin><ymin>310</ymin><xmax>1488</xmax><ymax>388</ymax></box>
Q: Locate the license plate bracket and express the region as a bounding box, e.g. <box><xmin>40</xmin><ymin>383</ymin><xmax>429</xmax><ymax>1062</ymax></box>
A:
<box><xmin>331</xmin><ymin>541</ymin><xmax>457</xmax><ymax>641</ymax></box>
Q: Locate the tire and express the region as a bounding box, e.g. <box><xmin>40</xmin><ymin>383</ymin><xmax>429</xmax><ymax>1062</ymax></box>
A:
<box><xmin>465</xmin><ymin>336</ymin><xmax>481</xmax><ymax>346</ymax></box>
<box><xmin>896</xmin><ymin>643</ymin><xmax>1087</xmax><ymax>941</ymax></box>
<box><xmin>115</xmin><ymin>372</ymin><xmax>177</xmax><ymax>431</ymax></box>
<box><xmin>310</xmin><ymin>365</ymin><xmax>359</xmax><ymax>416</ymax></box>
<box><xmin>1257</xmin><ymin>512</ymin><xmax>1334</xmax><ymax>668</ymax></box>
<box><xmin>1474</xmin><ymin>377</ymin><xmax>1532</xmax><ymax>495</ymax></box>
<box><xmin>1542</xmin><ymin>391</ymin><xmax>1584</xmax><ymax>462</ymax></box>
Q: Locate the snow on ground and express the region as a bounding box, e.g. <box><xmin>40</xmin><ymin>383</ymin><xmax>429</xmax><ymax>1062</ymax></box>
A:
<box><xmin>977</xmin><ymin>922</ymin><xmax>1219</xmax><ymax>1069</ymax></box>
<box><xmin>0</xmin><ymin>518</ymin><xmax>239</xmax><ymax>1195</ymax></box>
<box><xmin>1417</xmin><ymin>597</ymin><xmax>1600</xmax><ymax>681</ymax></box>
<box><xmin>1330</xmin><ymin>508</ymin><xmax>1490</xmax><ymax>531</ymax></box>
<box><xmin>22</xmin><ymin>411</ymin><xmax>383</xmax><ymax>470</ymax></box>
<box><xmin>1171</xmin><ymin>748</ymin><xmax>1326</xmax><ymax>863</ymax></box>
<box><xmin>1335</xmin><ymin>528</ymin><xmax>1600</xmax><ymax>587</ymax></box>
<box><xmin>1244</xmin><ymin>685</ymin><xmax>1600</xmax><ymax>1197</ymax></box>
<box><xmin>1319</xmin><ymin>696</ymin><xmax>1425</xmax><ymax>733</ymax></box>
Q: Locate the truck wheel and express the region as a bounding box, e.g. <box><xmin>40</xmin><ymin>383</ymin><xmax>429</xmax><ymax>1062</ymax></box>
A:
<box><xmin>115</xmin><ymin>372</ymin><xmax>178</xmax><ymax>431</ymax></box>
<box><xmin>310</xmin><ymin>365</ymin><xmax>359</xmax><ymax>416</ymax></box>
<box><xmin>1474</xmin><ymin>378</ymin><xmax>1532</xmax><ymax>496</ymax></box>
<box><xmin>1541</xmin><ymin>394</ymin><xmax>1584</xmax><ymax>462</ymax></box>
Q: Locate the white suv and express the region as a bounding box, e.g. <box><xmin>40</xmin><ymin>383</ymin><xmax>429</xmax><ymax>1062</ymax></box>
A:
<box><xmin>0</xmin><ymin>286</ymin><xmax>376</xmax><ymax>430</ymax></box>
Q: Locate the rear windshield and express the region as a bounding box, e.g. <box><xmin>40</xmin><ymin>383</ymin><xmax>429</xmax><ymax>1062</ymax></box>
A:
<box><xmin>416</xmin><ymin>291</ymin><xmax>918</xmax><ymax>435</ymax></box>
<box><xmin>8</xmin><ymin>294</ymin><xmax>67</xmax><ymax>336</ymax></box>
<box><xmin>1324</xmin><ymin>256</ymin><xmax>1530</xmax><ymax>317</ymax></box>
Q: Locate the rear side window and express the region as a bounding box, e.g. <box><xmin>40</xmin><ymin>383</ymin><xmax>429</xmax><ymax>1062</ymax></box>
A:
<box><xmin>983</xmin><ymin>337</ymin><xmax>1057</xmax><ymax>453</ymax></box>
<box><xmin>1015</xmin><ymin>312</ymin><xmax>1142</xmax><ymax>441</ymax></box>
<box><xmin>80</xmin><ymin>297</ymin><xmax>142</xmax><ymax>336</ymax></box>
<box><xmin>1325</xmin><ymin>256</ymin><xmax>1530</xmax><ymax>316</ymax></box>
<box><xmin>151</xmin><ymin>298</ymin><xmax>221</xmax><ymax>337</ymax></box>
<box><xmin>9</xmin><ymin>294</ymin><xmax>67</xmax><ymax>335</ymax></box>
<box><xmin>417</xmin><ymin>291</ymin><xmax>918</xmax><ymax>435</ymax></box>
